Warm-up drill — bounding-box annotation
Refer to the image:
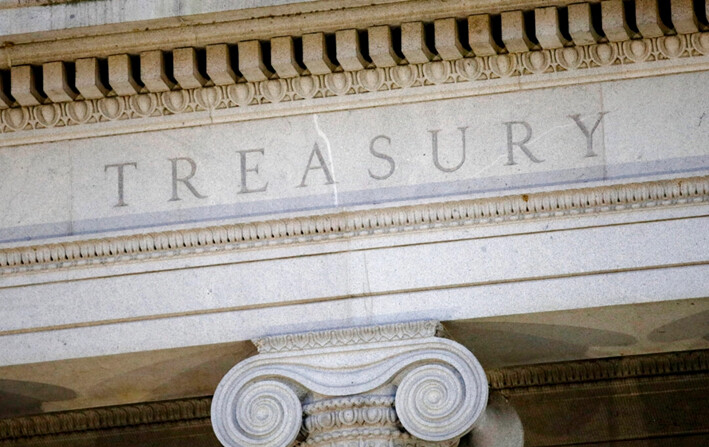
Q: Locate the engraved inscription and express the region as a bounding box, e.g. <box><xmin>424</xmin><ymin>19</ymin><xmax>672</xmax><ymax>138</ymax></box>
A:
<box><xmin>569</xmin><ymin>112</ymin><xmax>608</xmax><ymax>158</ymax></box>
<box><xmin>237</xmin><ymin>149</ymin><xmax>268</xmax><ymax>194</ymax></box>
<box><xmin>368</xmin><ymin>135</ymin><xmax>395</xmax><ymax>180</ymax></box>
<box><xmin>504</xmin><ymin>122</ymin><xmax>543</xmax><ymax>166</ymax></box>
<box><xmin>104</xmin><ymin>162</ymin><xmax>137</xmax><ymax>207</ymax></box>
<box><xmin>90</xmin><ymin>107</ymin><xmax>706</xmax><ymax>209</ymax></box>
<box><xmin>2</xmin><ymin>72</ymin><xmax>706</xmax><ymax>242</ymax></box>
<box><xmin>169</xmin><ymin>157</ymin><xmax>207</xmax><ymax>202</ymax></box>
<box><xmin>299</xmin><ymin>143</ymin><xmax>335</xmax><ymax>187</ymax></box>
<box><xmin>98</xmin><ymin>113</ymin><xmax>615</xmax><ymax>207</ymax></box>
<box><xmin>430</xmin><ymin>127</ymin><xmax>467</xmax><ymax>173</ymax></box>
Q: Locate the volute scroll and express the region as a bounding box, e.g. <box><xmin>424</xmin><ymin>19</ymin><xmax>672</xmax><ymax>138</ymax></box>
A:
<box><xmin>211</xmin><ymin>321</ymin><xmax>508</xmax><ymax>447</ymax></box>
<box><xmin>212</xmin><ymin>378</ymin><xmax>304</xmax><ymax>447</ymax></box>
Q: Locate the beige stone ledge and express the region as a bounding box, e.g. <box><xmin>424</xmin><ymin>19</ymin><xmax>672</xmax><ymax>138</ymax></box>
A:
<box><xmin>0</xmin><ymin>0</ymin><xmax>585</xmax><ymax>48</ymax></box>
<box><xmin>2</xmin><ymin>0</ymin><xmax>706</xmax><ymax>71</ymax></box>
<box><xmin>1</xmin><ymin>32</ymin><xmax>708</xmax><ymax>147</ymax></box>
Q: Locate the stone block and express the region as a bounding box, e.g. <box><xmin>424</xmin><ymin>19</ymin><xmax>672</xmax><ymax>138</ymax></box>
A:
<box><xmin>75</xmin><ymin>57</ymin><xmax>109</xmax><ymax>99</ymax></box>
<box><xmin>468</xmin><ymin>14</ymin><xmax>500</xmax><ymax>56</ymax></box>
<box><xmin>336</xmin><ymin>29</ymin><xmax>368</xmax><ymax>71</ymax></box>
<box><xmin>401</xmin><ymin>22</ymin><xmax>434</xmax><ymax>63</ymax></box>
<box><xmin>43</xmin><ymin>61</ymin><xmax>78</xmax><ymax>102</ymax></box>
<box><xmin>535</xmin><ymin>7</ymin><xmax>568</xmax><ymax>49</ymax></box>
<box><xmin>672</xmin><ymin>0</ymin><xmax>699</xmax><ymax>34</ymax></box>
<box><xmin>270</xmin><ymin>37</ymin><xmax>303</xmax><ymax>78</ymax></box>
<box><xmin>173</xmin><ymin>47</ymin><xmax>207</xmax><ymax>89</ymax></box>
<box><xmin>635</xmin><ymin>0</ymin><xmax>665</xmax><ymax>38</ymax></box>
<box><xmin>140</xmin><ymin>50</ymin><xmax>175</xmax><ymax>92</ymax></box>
<box><xmin>434</xmin><ymin>18</ymin><xmax>468</xmax><ymax>60</ymax></box>
<box><xmin>302</xmin><ymin>32</ymin><xmax>336</xmax><ymax>75</ymax></box>
<box><xmin>601</xmin><ymin>0</ymin><xmax>635</xmax><ymax>42</ymax></box>
<box><xmin>501</xmin><ymin>10</ymin><xmax>532</xmax><ymax>53</ymax></box>
<box><xmin>108</xmin><ymin>54</ymin><xmax>141</xmax><ymax>96</ymax></box>
<box><xmin>10</xmin><ymin>65</ymin><xmax>44</xmax><ymax>106</ymax></box>
<box><xmin>237</xmin><ymin>40</ymin><xmax>272</xmax><ymax>82</ymax></box>
<box><xmin>368</xmin><ymin>25</ymin><xmax>401</xmax><ymax>67</ymax></box>
<box><xmin>568</xmin><ymin>3</ymin><xmax>600</xmax><ymax>46</ymax></box>
<box><xmin>206</xmin><ymin>44</ymin><xmax>238</xmax><ymax>85</ymax></box>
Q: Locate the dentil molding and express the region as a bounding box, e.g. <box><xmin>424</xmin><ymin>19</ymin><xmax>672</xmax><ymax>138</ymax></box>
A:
<box><xmin>2</xmin><ymin>0</ymin><xmax>703</xmax><ymax>68</ymax></box>
<box><xmin>1</xmin><ymin>31</ymin><xmax>708</xmax><ymax>147</ymax></box>
<box><xmin>0</xmin><ymin>0</ymin><xmax>708</xmax><ymax>146</ymax></box>
<box><xmin>211</xmin><ymin>321</ymin><xmax>517</xmax><ymax>447</ymax></box>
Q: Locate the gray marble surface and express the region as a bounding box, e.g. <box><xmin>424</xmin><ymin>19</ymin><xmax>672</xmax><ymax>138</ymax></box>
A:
<box><xmin>1</xmin><ymin>71</ymin><xmax>707</xmax><ymax>244</ymax></box>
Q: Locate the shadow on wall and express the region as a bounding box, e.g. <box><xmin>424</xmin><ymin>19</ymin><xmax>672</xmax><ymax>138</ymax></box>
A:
<box><xmin>85</xmin><ymin>350</ymin><xmax>249</xmax><ymax>402</ymax></box>
<box><xmin>0</xmin><ymin>379</ymin><xmax>77</xmax><ymax>418</ymax></box>
<box><xmin>648</xmin><ymin>310</ymin><xmax>709</xmax><ymax>342</ymax></box>
<box><xmin>445</xmin><ymin>321</ymin><xmax>637</xmax><ymax>368</ymax></box>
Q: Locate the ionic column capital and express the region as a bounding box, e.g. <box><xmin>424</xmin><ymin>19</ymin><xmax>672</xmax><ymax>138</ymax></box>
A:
<box><xmin>211</xmin><ymin>321</ymin><xmax>500</xmax><ymax>447</ymax></box>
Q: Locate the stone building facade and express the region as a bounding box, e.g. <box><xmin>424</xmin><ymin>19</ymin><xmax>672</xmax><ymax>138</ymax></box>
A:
<box><xmin>0</xmin><ymin>0</ymin><xmax>707</xmax><ymax>445</ymax></box>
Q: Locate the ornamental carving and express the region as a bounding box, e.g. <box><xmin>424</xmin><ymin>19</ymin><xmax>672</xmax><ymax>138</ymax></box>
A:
<box><xmin>211</xmin><ymin>321</ymin><xmax>519</xmax><ymax>447</ymax></box>
<box><xmin>0</xmin><ymin>32</ymin><xmax>708</xmax><ymax>147</ymax></box>
<box><xmin>0</xmin><ymin>176</ymin><xmax>706</xmax><ymax>275</ymax></box>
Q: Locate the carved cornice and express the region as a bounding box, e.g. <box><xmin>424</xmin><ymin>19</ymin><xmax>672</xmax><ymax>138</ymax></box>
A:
<box><xmin>1</xmin><ymin>0</ymin><xmax>709</xmax><ymax>146</ymax></box>
<box><xmin>1</xmin><ymin>176</ymin><xmax>707</xmax><ymax>276</ymax></box>
<box><xmin>254</xmin><ymin>320</ymin><xmax>444</xmax><ymax>354</ymax></box>
<box><xmin>1</xmin><ymin>350</ymin><xmax>706</xmax><ymax>442</ymax></box>
<box><xmin>0</xmin><ymin>0</ymin><xmax>638</xmax><ymax>62</ymax></box>
<box><xmin>1</xmin><ymin>31</ymin><xmax>708</xmax><ymax>147</ymax></box>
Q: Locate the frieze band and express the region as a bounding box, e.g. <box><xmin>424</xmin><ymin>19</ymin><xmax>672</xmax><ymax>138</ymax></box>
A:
<box><xmin>0</xmin><ymin>176</ymin><xmax>706</xmax><ymax>276</ymax></box>
<box><xmin>1</xmin><ymin>0</ymin><xmax>708</xmax><ymax>147</ymax></box>
<box><xmin>1</xmin><ymin>32</ymin><xmax>708</xmax><ymax>147</ymax></box>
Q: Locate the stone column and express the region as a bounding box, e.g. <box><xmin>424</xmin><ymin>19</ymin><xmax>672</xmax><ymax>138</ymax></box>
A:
<box><xmin>211</xmin><ymin>321</ymin><xmax>523</xmax><ymax>447</ymax></box>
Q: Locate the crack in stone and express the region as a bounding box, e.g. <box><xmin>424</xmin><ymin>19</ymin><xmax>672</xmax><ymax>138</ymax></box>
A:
<box><xmin>313</xmin><ymin>113</ymin><xmax>339</xmax><ymax>207</ymax></box>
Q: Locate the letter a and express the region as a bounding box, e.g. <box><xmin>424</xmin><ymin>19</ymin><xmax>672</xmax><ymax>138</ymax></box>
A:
<box><xmin>299</xmin><ymin>143</ymin><xmax>334</xmax><ymax>187</ymax></box>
